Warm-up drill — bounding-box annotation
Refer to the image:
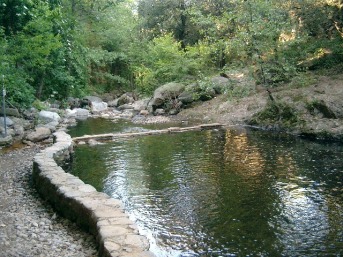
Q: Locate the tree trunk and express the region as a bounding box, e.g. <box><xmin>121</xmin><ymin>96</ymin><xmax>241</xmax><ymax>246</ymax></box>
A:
<box><xmin>36</xmin><ymin>71</ymin><xmax>46</xmax><ymax>99</ymax></box>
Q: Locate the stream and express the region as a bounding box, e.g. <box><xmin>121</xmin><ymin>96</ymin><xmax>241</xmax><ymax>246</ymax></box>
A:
<box><xmin>68</xmin><ymin>118</ymin><xmax>343</xmax><ymax>256</ymax></box>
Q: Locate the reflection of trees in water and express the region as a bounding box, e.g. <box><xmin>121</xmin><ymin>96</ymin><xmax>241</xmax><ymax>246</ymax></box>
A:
<box><xmin>230</xmin><ymin>129</ymin><xmax>343</xmax><ymax>256</ymax></box>
<box><xmin>72</xmin><ymin>127</ymin><xmax>343</xmax><ymax>256</ymax></box>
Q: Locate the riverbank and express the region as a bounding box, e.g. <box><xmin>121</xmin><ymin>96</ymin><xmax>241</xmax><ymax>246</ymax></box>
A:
<box><xmin>175</xmin><ymin>71</ymin><xmax>343</xmax><ymax>141</ymax></box>
<box><xmin>0</xmin><ymin>69</ymin><xmax>341</xmax><ymax>256</ymax></box>
<box><xmin>0</xmin><ymin>145</ymin><xmax>98</xmax><ymax>257</ymax></box>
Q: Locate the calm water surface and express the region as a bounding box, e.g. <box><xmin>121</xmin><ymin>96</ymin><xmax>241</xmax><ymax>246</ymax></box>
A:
<box><xmin>69</xmin><ymin>120</ymin><xmax>343</xmax><ymax>256</ymax></box>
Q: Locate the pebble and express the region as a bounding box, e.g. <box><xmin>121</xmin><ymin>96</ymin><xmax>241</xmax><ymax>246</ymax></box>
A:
<box><xmin>0</xmin><ymin>146</ymin><xmax>98</xmax><ymax>257</ymax></box>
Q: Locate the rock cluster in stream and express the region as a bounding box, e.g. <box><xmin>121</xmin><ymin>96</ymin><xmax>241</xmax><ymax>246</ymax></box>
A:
<box><xmin>0</xmin><ymin>146</ymin><xmax>98</xmax><ymax>257</ymax></box>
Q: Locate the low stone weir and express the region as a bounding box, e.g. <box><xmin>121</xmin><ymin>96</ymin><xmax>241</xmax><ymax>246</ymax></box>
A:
<box><xmin>73</xmin><ymin>123</ymin><xmax>224</xmax><ymax>144</ymax></box>
<box><xmin>32</xmin><ymin>131</ymin><xmax>154</xmax><ymax>257</ymax></box>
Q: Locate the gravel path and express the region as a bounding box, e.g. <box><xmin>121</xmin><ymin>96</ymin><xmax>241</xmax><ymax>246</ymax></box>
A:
<box><xmin>0</xmin><ymin>145</ymin><xmax>98</xmax><ymax>257</ymax></box>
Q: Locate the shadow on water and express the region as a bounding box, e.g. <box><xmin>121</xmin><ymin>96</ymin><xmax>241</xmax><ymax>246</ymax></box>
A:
<box><xmin>69</xmin><ymin>119</ymin><xmax>343</xmax><ymax>256</ymax></box>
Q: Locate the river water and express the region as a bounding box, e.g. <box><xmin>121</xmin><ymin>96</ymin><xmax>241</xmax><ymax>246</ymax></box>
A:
<box><xmin>69</xmin><ymin>118</ymin><xmax>343</xmax><ymax>256</ymax></box>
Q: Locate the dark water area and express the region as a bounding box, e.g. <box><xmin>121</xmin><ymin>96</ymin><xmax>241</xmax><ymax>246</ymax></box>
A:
<box><xmin>69</xmin><ymin>120</ymin><xmax>343</xmax><ymax>256</ymax></box>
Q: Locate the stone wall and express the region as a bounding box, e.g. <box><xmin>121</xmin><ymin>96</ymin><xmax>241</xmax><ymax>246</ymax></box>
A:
<box><xmin>32</xmin><ymin>131</ymin><xmax>154</xmax><ymax>257</ymax></box>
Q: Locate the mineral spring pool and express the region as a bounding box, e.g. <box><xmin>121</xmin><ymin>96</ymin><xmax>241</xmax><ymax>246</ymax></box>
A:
<box><xmin>68</xmin><ymin>118</ymin><xmax>343</xmax><ymax>256</ymax></box>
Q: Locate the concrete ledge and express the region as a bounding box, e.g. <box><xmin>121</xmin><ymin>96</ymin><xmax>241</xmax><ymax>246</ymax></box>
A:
<box><xmin>73</xmin><ymin>123</ymin><xmax>224</xmax><ymax>143</ymax></box>
<box><xmin>32</xmin><ymin>131</ymin><xmax>154</xmax><ymax>257</ymax></box>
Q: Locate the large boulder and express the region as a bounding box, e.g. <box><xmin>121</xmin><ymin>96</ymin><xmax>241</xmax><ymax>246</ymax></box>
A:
<box><xmin>13</xmin><ymin>124</ymin><xmax>25</xmax><ymax>139</ymax></box>
<box><xmin>0</xmin><ymin>108</ymin><xmax>20</xmax><ymax>117</ymax></box>
<box><xmin>107</xmin><ymin>99</ymin><xmax>119</xmax><ymax>107</ymax></box>
<box><xmin>81</xmin><ymin>96</ymin><xmax>102</xmax><ymax>108</ymax></box>
<box><xmin>151</xmin><ymin>82</ymin><xmax>185</xmax><ymax>107</ymax></box>
<box><xmin>83</xmin><ymin>96</ymin><xmax>102</xmax><ymax>103</ymax></box>
<box><xmin>185</xmin><ymin>83</ymin><xmax>216</xmax><ymax>101</ymax></box>
<box><xmin>39</xmin><ymin>121</ymin><xmax>59</xmax><ymax>132</ymax></box>
<box><xmin>118</xmin><ymin>104</ymin><xmax>134</xmax><ymax>111</ymax></box>
<box><xmin>81</xmin><ymin>96</ymin><xmax>108</xmax><ymax>113</ymax></box>
<box><xmin>38</xmin><ymin>110</ymin><xmax>61</xmax><ymax>124</ymax></box>
<box><xmin>25</xmin><ymin>127</ymin><xmax>51</xmax><ymax>142</ymax></box>
<box><xmin>211</xmin><ymin>76</ymin><xmax>230</xmax><ymax>94</ymax></box>
<box><xmin>90</xmin><ymin>101</ymin><xmax>108</xmax><ymax>113</ymax></box>
<box><xmin>65</xmin><ymin>108</ymin><xmax>90</xmax><ymax>119</ymax></box>
<box><xmin>67</xmin><ymin>97</ymin><xmax>81</xmax><ymax>109</ymax></box>
<box><xmin>11</xmin><ymin>117</ymin><xmax>33</xmax><ymax>130</ymax></box>
<box><xmin>22</xmin><ymin>108</ymin><xmax>38</xmax><ymax>120</ymax></box>
<box><xmin>133</xmin><ymin>98</ymin><xmax>150</xmax><ymax>111</ymax></box>
<box><xmin>319</xmin><ymin>97</ymin><xmax>343</xmax><ymax>119</ymax></box>
<box><xmin>178</xmin><ymin>91</ymin><xmax>194</xmax><ymax>104</ymax></box>
<box><xmin>117</xmin><ymin>93</ymin><xmax>135</xmax><ymax>106</ymax></box>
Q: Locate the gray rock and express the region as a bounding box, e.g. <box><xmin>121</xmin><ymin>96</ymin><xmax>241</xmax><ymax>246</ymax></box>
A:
<box><xmin>0</xmin><ymin>116</ymin><xmax>14</xmax><ymax>127</ymax></box>
<box><xmin>13</xmin><ymin>124</ymin><xmax>25</xmax><ymax>137</ymax></box>
<box><xmin>133</xmin><ymin>98</ymin><xmax>150</xmax><ymax>111</ymax></box>
<box><xmin>0</xmin><ymin>135</ymin><xmax>12</xmax><ymax>146</ymax></box>
<box><xmin>151</xmin><ymin>82</ymin><xmax>185</xmax><ymax>107</ymax></box>
<box><xmin>185</xmin><ymin>82</ymin><xmax>216</xmax><ymax>101</ymax></box>
<box><xmin>11</xmin><ymin>117</ymin><xmax>33</xmax><ymax>130</ymax></box>
<box><xmin>139</xmin><ymin>110</ymin><xmax>149</xmax><ymax>116</ymax></box>
<box><xmin>75</xmin><ymin>108</ymin><xmax>90</xmax><ymax>118</ymax></box>
<box><xmin>107</xmin><ymin>99</ymin><xmax>119</xmax><ymax>107</ymax></box>
<box><xmin>211</xmin><ymin>76</ymin><xmax>230</xmax><ymax>94</ymax></box>
<box><xmin>83</xmin><ymin>96</ymin><xmax>102</xmax><ymax>103</ymax></box>
<box><xmin>90</xmin><ymin>101</ymin><xmax>108</xmax><ymax>113</ymax></box>
<box><xmin>40</xmin><ymin>121</ymin><xmax>59</xmax><ymax>132</ymax></box>
<box><xmin>169</xmin><ymin>109</ymin><xmax>180</xmax><ymax>115</ymax></box>
<box><xmin>65</xmin><ymin>108</ymin><xmax>90</xmax><ymax>119</ymax></box>
<box><xmin>118</xmin><ymin>104</ymin><xmax>134</xmax><ymax>111</ymax></box>
<box><xmin>88</xmin><ymin>139</ymin><xmax>101</xmax><ymax>146</ymax></box>
<box><xmin>38</xmin><ymin>111</ymin><xmax>61</xmax><ymax>124</ymax></box>
<box><xmin>199</xmin><ymin>87</ymin><xmax>216</xmax><ymax>101</ymax></box>
<box><xmin>154</xmin><ymin>108</ymin><xmax>165</xmax><ymax>115</ymax></box>
<box><xmin>22</xmin><ymin>108</ymin><xmax>38</xmax><ymax>120</ymax></box>
<box><xmin>117</xmin><ymin>93</ymin><xmax>135</xmax><ymax>106</ymax></box>
<box><xmin>323</xmin><ymin>98</ymin><xmax>343</xmax><ymax>119</ymax></box>
<box><xmin>120</xmin><ymin>109</ymin><xmax>135</xmax><ymax>119</ymax></box>
<box><xmin>0</xmin><ymin>108</ymin><xmax>20</xmax><ymax>117</ymax></box>
<box><xmin>67</xmin><ymin>97</ymin><xmax>81</xmax><ymax>109</ymax></box>
<box><xmin>25</xmin><ymin>127</ymin><xmax>51</xmax><ymax>142</ymax></box>
<box><xmin>178</xmin><ymin>91</ymin><xmax>194</xmax><ymax>104</ymax></box>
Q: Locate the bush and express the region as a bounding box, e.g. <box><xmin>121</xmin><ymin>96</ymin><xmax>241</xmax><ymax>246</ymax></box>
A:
<box><xmin>250</xmin><ymin>101</ymin><xmax>299</xmax><ymax>128</ymax></box>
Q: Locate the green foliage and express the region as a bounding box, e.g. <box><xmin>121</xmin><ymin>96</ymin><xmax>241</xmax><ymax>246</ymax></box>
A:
<box><xmin>1</xmin><ymin>0</ymin><xmax>343</xmax><ymax>108</ymax></box>
<box><xmin>226</xmin><ymin>85</ymin><xmax>255</xmax><ymax>101</ymax></box>
<box><xmin>288</xmin><ymin>72</ymin><xmax>317</xmax><ymax>89</ymax></box>
<box><xmin>0</xmin><ymin>0</ymin><xmax>33</xmax><ymax>35</ymax></box>
<box><xmin>130</xmin><ymin>34</ymin><xmax>202</xmax><ymax>95</ymax></box>
<box><xmin>32</xmin><ymin>99</ymin><xmax>48</xmax><ymax>111</ymax></box>
<box><xmin>0</xmin><ymin>29</ymin><xmax>35</xmax><ymax>108</ymax></box>
<box><xmin>191</xmin><ymin>77</ymin><xmax>216</xmax><ymax>101</ymax></box>
<box><xmin>1</xmin><ymin>69</ymin><xmax>35</xmax><ymax>108</ymax></box>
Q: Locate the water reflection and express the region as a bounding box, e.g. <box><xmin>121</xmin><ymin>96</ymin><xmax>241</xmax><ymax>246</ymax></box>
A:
<box><xmin>71</xmin><ymin>127</ymin><xmax>343</xmax><ymax>256</ymax></box>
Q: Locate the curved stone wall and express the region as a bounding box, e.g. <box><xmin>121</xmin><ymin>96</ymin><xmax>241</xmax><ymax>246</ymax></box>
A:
<box><xmin>32</xmin><ymin>131</ymin><xmax>154</xmax><ymax>257</ymax></box>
